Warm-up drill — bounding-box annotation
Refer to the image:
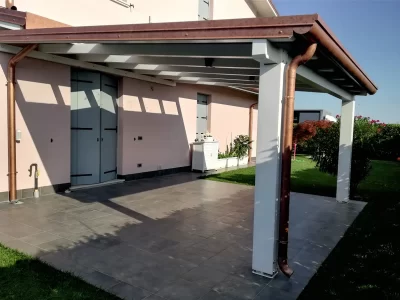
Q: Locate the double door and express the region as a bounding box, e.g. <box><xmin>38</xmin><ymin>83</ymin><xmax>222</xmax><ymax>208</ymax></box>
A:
<box><xmin>71</xmin><ymin>70</ymin><xmax>118</xmax><ymax>185</ymax></box>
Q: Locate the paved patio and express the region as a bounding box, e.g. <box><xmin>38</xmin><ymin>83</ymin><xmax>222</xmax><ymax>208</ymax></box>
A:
<box><xmin>0</xmin><ymin>173</ymin><xmax>365</xmax><ymax>300</ymax></box>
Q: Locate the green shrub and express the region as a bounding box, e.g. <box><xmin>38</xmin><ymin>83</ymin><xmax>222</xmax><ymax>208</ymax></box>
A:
<box><xmin>310</xmin><ymin>116</ymin><xmax>382</xmax><ymax>198</ymax></box>
<box><xmin>219</xmin><ymin>142</ymin><xmax>235</xmax><ymax>159</ymax></box>
<box><xmin>372</xmin><ymin>124</ymin><xmax>400</xmax><ymax>160</ymax></box>
<box><xmin>218</xmin><ymin>152</ymin><xmax>233</xmax><ymax>159</ymax></box>
<box><xmin>218</xmin><ymin>135</ymin><xmax>253</xmax><ymax>159</ymax></box>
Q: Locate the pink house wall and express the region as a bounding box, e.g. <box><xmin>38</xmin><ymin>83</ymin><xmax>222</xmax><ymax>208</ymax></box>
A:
<box><xmin>119</xmin><ymin>78</ymin><xmax>257</xmax><ymax>175</ymax></box>
<box><xmin>0</xmin><ymin>53</ymin><xmax>70</xmax><ymax>193</ymax></box>
<box><xmin>119</xmin><ymin>79</ymin><xmax>197</xmax><ymax>175</ymax></box>
<box><xmin>209</xmin><ymin>90</ymin><xmax>257</xmax><ymax>154</ymax></box>
<box><xmin>0</xmin><ymin>54</ymin><xmax>257</xmax><ymax>194</ymax></box>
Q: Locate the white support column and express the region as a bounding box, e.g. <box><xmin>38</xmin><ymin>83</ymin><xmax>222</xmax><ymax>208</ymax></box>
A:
<box><xmin>252</xmin><ymin>59</ymin><xmax>286</xmax><ymax>277</ymax></box>
<box><xmin>336</xmin><ymin>98</ymin><xmax>355</xmax><ymax>203</ymax></box>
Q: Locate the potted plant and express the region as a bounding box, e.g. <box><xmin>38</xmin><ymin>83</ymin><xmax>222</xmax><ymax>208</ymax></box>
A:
<box><xmin>233</xmin><ymin>135</ymin><xmax>252</xmax><ymax>165</ymax></box>
<box><xmin>203</xmin><ymin>131</ymin><xmax>214</xmax><ymax>142</ymax></box>
<box><xmin>215</xmin><ymin>135</ymin><xmax>253</xmax><ymax>169</ymax></box>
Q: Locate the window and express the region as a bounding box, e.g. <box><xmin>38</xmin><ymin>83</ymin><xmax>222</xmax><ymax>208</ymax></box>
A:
<box><xmin>196</xmin><ymin>94</ymin><xmax>209</xmax><ymax>140</ymax></box>
<box><xmin>110</xmin><ymin>0</ymin><xmax>130</xmax><ymax>8</ymax></box>
<box><xmin>198</xmin><ymin>0</ymin><xmax>210</xmax><ymax>20</ymax></box>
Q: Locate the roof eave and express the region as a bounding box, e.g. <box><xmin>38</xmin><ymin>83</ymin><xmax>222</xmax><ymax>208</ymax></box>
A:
<box><xmin>0</xmin><ymin>7</ymin><xmax>26</xmax><ymax>27</ymax></box>
<box><xmin>301</xmin><ymin>17</ymin><xmax>377</xmax><ymax>95</ymax></box>
<box><xmin>0</xmin><ymin>14</ymin><xmax>377</xmax><ymax>95</ymax></box>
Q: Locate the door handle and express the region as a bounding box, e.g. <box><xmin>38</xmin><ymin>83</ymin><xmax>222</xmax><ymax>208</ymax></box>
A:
<box><xmin>101</xmin><ymin>138</ymin><xmax>104</xmax><ymax>141</ymax></box>
<box><xmin>97</xmin><ymin>138</ymin><xmax>99</xmax><ymax>142</ymax></box>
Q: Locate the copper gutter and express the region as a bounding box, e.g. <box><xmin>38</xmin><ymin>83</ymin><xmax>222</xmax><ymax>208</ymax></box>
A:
<box><xmin>7</xmin><ymin>44</ymin><xmax>37</xmax><ymax>202</ymax></box>
<box><xmin>0</xmin><ymin>7</ymin><xmax>25</xmax><ymax>26</ymax></box>
<box><xmin>5</xmin><ymin>0</ymin><xmax>15</xmax><ymax>9</ymax></box>
<box><xmin>306</xmin><ymin>19</ymin><xmax>377</xmax><ymax>95</ymax></box>
<box><xmin>278</xmin><ymin>43</ymin><xmax>317</xmax><ymax>277</ymax></box>
<box><xmin>248</xmin><ymin>102</ymin><xmax>257</xmax><ymax>162</ymax></box>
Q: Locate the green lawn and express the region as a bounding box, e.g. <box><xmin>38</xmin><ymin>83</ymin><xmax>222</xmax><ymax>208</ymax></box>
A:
<box><xmin>0</xmin><ymin>245</ymin><xmax>119</xmax><ymax>300</ymax></box>
<box><xmin>205</xmin><ymin>155</ymin><xmax>400</xmax><ymax>199</ymax></box>
<box><xmin>206</xmin><ymin>155</ymin><xmax>400</xmax><ymax>298</ymax></box>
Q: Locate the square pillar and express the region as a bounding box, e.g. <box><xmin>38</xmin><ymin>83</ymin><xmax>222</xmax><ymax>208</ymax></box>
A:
<box><xmin>252</xmin><ymin>62</ymin><xmax>286</xmax><ymax>278</ymax></box>
<box><xmin>336</xmin><ymin>99</ymin><xmax>355</xmax><ymax>203</ymax></box>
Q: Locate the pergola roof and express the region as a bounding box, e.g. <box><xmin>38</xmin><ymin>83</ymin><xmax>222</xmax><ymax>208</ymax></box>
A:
<box><xmin>0</xmin><ymin>14</ymin><xmax>377</xmax><ymax>96</ymax></box>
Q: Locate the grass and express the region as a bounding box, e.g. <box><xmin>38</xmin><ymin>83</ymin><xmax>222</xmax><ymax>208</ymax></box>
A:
<box><xmin>206</xmin><ymin>155</ymin><xmax>338</xmax><ymax>197</ymax></box>
<box><xmin>205</xmin><ymin>155</ymin><xmax>400</xmax><ymax>199</ymax></box>
<box><xmin>206</xmin><ymin>155</ymin><xmax>400</xmax><ymax>298</ymax></box>
<box><xmin>0</xmin><ymin>244</ymin><xmax>119</xmax><ymax>300</ymax></box>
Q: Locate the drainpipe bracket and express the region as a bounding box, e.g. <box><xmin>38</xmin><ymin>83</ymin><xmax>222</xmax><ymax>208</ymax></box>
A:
<box><xmin>9</xmin><ymin>199</ymin><xmax>23</xmax><ymax>205</ymax></box>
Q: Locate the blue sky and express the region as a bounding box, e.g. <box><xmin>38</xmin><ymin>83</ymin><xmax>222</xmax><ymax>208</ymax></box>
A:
<box><xmin>274</xmin><ymin>0</ymin><xmax>399</xmax><ymax>123</ymax></box>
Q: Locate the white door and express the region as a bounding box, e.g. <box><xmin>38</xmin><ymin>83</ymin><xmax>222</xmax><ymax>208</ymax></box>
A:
<box><xmin>71</xmin><ymin>70</ymin><xmax>118</xmax><ymax>185</ymax></box>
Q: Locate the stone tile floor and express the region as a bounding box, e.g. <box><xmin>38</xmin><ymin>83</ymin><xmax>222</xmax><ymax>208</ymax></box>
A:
<box><xmin>0</xmin><ymin>172</ymin><xmax>365</xmax><ymax>299</ymax></box>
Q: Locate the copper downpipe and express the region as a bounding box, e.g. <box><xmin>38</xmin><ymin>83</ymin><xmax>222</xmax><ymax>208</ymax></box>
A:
<box><xmin>278</xmin><ymin>43</ymin><xmax>317</xmax><ymax>277</ymax></box>
<box><xmin>5</xmin><ymin>0</ymin><xmax>15</xmax><ymax>9</ymax></box>
<box><xmin>7</xmin><ymin>44</ymin><xmax>37</xmax><ymax>202</ymax></box>
<box><xmin>248</xmin><ymin>102</ymin><xmax>257</xmax><ymax>163</ymax></box>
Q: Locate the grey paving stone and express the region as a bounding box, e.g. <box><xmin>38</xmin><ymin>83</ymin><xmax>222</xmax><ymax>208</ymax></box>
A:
<box><xmin>80</xmin><ymin>270</ymin><xmax>121</xmax><ymax>291</ymax></box>
<box><xmin>143</xmin><ymin>295</ymin><xmax>164</xmax><ymax>300</ymax></box>
<box><xmin>20</xmin><ymin>231</ymin><xmax>60</xmax><ymax>246</ymax></box>
<box><xmin>211</xmin><ymin>275</ymin><xmax>265</xmax><ymax>300</ymax></box>
<box><xmin>1</xmin><ymin>239</ymin><xmax>44</xmax><ymax>256</ymax></box>
<box><xmin>253</xmin><ymin>286</ymin><xmax>298</xmax><ymax>300</ymax></box>
<box><xmin>156</xmin><ymin>278</ymin><xmax>210</xmax><ymax>300</ymax></box>
<box><xmin>191</xmin><ymin>238</ymin><xmax>230</xmax><ymax>254</ymax></box>
<box><xmin>0</xmin><ymin>173</ymin><xmax>365</xmax><ymax>300</ymax></box>
<box><xmin>202</xmin><ymin>254</ymin><xmax>246</xmax><ymax>274</ymax></box>
<box><xmin>231</xmin><ymin>265</ymin><xmax>272</xmax><ymax>286</ymax></box>
<box><xmin>80</xmin><ymin>236</ymin><xmax>122</xmax><ymax>250</ymax></box>
<box><xmin>0</xmin><ymin>232</ymin><xmax>15</xmax><ymax>243</ymax></box>
<box><xmin>217</xmin><ymin>244</ymin><xmax>253</xmax><ymax>262</ymax></box>
<box><xmin>135</xmin><ymin>235</ymin><xmax>179</xmax><ymax>253</ymax></box>
<box><xmin>267</xmin><ymin>273</ymin><xmax>304</xmax><ymax>295</ymax></box>
<box><xmin>40</xmin><ymin>251</ymin><xmax>87</xmax><ymax>275</ymax></box>
<box><xmin>0</xmin><ymin>222</ymin><xmax>43</xmax><ymax>238</ymax></box>
<box><xmin>182</xmin><ymin>265</ymin><xmax>229</xmax><ymax>288</ymax></box>
<box><xmin>124</xmin><ymin>266</ymin><xmax>178</xmax><ymax>293</ymax></box>
<box><xmin>37</xmin><ymin>238</ymin><xmax>76</xmax><ymax>251</ymax></box>
<box><xmin>160</xmin><ymin>245</ymin><xmax>215</xmax><ymax>266</ymax></box>
<box><xmin>109</xmin><ymin>282</ymin><xmax>151</xmax><ymax>300</ymax></box>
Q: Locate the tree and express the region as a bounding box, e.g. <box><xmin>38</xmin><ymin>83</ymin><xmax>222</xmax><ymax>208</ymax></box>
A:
<box><xmin>293</xmin><ymin>120</ymin><xmax>332</xmax><ymax>160</ymax></box>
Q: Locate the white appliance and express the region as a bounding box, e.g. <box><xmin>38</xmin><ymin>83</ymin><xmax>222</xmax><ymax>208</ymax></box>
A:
<box><xmin>191</xmin><ymin>141</ymin><xmax>219</xmax><ymax>172</ymax></box>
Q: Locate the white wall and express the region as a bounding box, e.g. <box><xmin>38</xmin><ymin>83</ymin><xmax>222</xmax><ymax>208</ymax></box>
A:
<box><xmin>13</xmin><ymin>0</ymin><xmax>265</xmax><ymax>27</ymax></box>
<box><xmin>13</xmin><ymin>0</ymin><xmax>199</xmax><ymax>26</ymax></box>
<box><xmin>213</xmin><ymin>0</ymin><xmax>256</xmax><ymax>19</ymax></box>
